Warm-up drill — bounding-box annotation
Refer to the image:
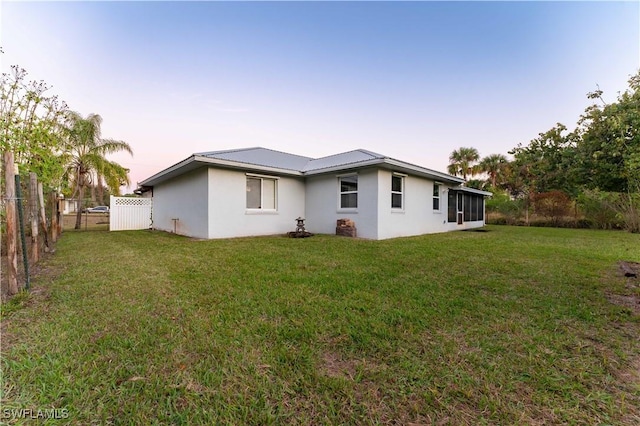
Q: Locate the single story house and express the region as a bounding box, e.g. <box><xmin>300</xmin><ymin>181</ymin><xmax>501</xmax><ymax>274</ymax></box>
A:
<box><xmin>136</xmin><ymin>147</ymin><xmax>491</xmax><ymax>240</ymax></box>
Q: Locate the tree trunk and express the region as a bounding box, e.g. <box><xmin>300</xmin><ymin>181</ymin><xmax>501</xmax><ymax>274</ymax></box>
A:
<box><xmin>4</xmin><ymin>152</ymin><xmax>19</xmax><ymax>295</ymax></box>
<box><xmin>97</xmin><ymin>174</ymin><xmax>104</xmax><ymax>205</ymax></box>
<box><xmin>75</xmin><ymin>184</ymin><xmax>85</xmax><ymax>229</ymax></box>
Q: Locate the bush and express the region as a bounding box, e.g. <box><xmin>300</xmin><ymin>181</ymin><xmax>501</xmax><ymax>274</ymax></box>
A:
<box><xmin>487</xmin><ymin>217</ymin><xmax>508</xmax><ymax>225</ymax></box>
<box><xmin>486</xmin><ymin>192</ymin><xmax>524</xmax><ymax>225</ymax></box>
<box><xmin>577</xmin><ymin>190</ymin><xmax>628</xmax><ymax>230</ymax></box>
<box><xmin>531</xmin><ymin>191</ymin><xmax>572</xmax><ymax>225</ymax></box>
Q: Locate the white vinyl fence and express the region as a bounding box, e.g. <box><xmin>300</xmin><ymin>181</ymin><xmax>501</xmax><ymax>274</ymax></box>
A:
<box><xmin>109</xmin><ymin>196</ymin><xmax>152</xmax><ymax>231</ymax></box>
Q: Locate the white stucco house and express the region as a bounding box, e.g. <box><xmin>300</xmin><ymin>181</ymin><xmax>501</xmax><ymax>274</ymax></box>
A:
<box><xmin>136</xmin><ymin>147</ymin><xmax>491</xmax><ymax>240</ymax></box>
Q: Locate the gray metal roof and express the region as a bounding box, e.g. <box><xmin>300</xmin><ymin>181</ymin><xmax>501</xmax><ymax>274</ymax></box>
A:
<box><xmin>196</xmin><ymin>147</ymin><xmax>312</xmax><ymax>172</ymax></box>
<box><xmin>302</xmin><ymin>149</ymin><xmax>385</xmax><ymax>172</ymax></box>
<box><xmin>139</xmin><ymin>146</ymin><xmax>466</xmax><ymax>187</ymax></box>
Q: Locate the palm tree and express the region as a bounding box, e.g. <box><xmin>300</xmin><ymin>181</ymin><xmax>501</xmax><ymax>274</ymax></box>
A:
<box><xmin>479</xmin><ymin>154</ymin><xmax>509</xmax><ymax>188</ymax></box>
<box><xmin>447</xmin><ymin>147</ymin><xmax>480</xmax><ymax>180</ymax></box>
<box><xmin>63</xmin><ymin>112</ymin><xmax>133</xmax><ymax>229</ymax></box>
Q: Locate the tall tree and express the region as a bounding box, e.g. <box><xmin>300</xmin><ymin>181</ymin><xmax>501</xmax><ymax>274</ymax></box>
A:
<box><xmin>447</xmin><ymin>147</ymin><xmax>480</xmax><ymax>180</ymax></box>
<box><xmin>1</xmin><ymin>53</ymin><xmax>68</xmax><ymax>187</ymax></box>
<box><xmin>63</xmin><ymin>111</ymin><xmax>133</xmax><ymax>229</ymax></box>
<box><xmin>509</xmin><ymin>123</ymin><xmax>579</xmax><ymax>196</ymax></box>
<box><xmin>575</xmin><ymin>71</ymin><xmax>640</xmax><ymax>193</ymax></box>
<box><xmin>479</xmin><ymin>153</ymin><xmax>508</xmax><ymax>188</ymax></box>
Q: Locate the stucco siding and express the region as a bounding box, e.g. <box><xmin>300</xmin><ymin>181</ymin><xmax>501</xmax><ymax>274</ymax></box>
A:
<box><xmin>305</xmin><ymin>168</ymin><xmax>379</xmax><ymax>239</ymax></box>
<box><xmin>376</xmin><ymin>170</ymin><xmax>453</xmax><ymax>239</ymax></box>
<box><xmin>150</xmin><ymin>165</ymin><xmax>485</xmax><ymax>240</ymax></box>
<box><xmin>152</xmin><ymin>168</ymin><xmax>209</xmax><ymax>238</ymax></box>
<box><xmin>207</xmin><ymin>168</ymin><xmax>305</xmax><ymax>238</ymax></box>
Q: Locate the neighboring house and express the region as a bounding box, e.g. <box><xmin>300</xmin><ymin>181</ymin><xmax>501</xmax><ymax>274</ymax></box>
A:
<box><xmin>136</xmin><ymin>147</ymin><xmax>491</xmax><ymax>240</ymax></box>
<box><xmin>61</xmin><ymin>198</ymin><xmax>79</xmax><ymax>215</ymax></box>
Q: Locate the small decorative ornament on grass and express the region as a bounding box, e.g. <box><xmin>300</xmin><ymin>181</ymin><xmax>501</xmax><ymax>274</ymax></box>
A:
<box><xmin>288</xmin><ymin>217</ymin><xmax>313</xmax><ymax>238</ymax></box>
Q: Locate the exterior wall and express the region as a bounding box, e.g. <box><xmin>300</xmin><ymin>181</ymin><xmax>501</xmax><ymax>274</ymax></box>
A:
<box><xmin>149</xmin><ymin>165</ymin><xmax>485</xmax><ymax>240</ymax></box>
<box><xmin>207</xmin><ymin>168</ymin><xmax>306</xmax><ymax>238</ymax></box>
<box><xmin>152</xmin><ymin>168</ymin><xmax>209</xmax><ymax>238</ymax></box>
<box><xmin>305</xmin><ymin>168</ymin><xmax>379</xmax><ymax>239</ymax></box>
<box><xmin>376</xmin><ymin>170</ymin><xmax>455</xmax><ymax>240</ymax></box>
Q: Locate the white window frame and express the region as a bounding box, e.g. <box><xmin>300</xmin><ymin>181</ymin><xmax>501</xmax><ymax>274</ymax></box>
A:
<box><xmin>338</xmin><ymin>173</ymin><xmax>358</xmax><ymax>211</ymax></box>
<box><xmin>433</xmin><ymin>182</ymin><xmax>441</xmax><ymax>212</ymax></box>
<box><xmin>391</xmin><ymin>173</ymin><xmax>405</xmax><ymax>210</ymax></box>
<box><xmin>246</xmin><ymin>174</ymin><xmax>278</xmax><ymax>212</ymax></box>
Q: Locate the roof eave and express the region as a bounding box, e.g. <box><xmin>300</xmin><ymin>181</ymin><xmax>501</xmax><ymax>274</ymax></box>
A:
<box><xmin>382</xmin><ymin>158</ymin><xmax>465</xmax><ymax>184</ymax></box>
<box><xmin>139</xmin><ymin>155</ymin><xmax>304</xmax><ymax>187</ymax></box>
<box><xmin>303</xmin><ymin>158</ymin><xmax>464</xmax><ymax>184</ymax></box>
<box><xmin>138</xmin><ymin>155</ymin><xmax>198</xmax><ymax>187</ymax></box>
<box><xmin>450</xmin><ymin>186</ymin><xmax>493</xmax><ymax>196</ymax></box>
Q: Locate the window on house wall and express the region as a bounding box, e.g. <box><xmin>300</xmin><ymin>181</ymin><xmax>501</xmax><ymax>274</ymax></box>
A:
<box><xmin>391</xmin><ymin>175</ymin><xmax>404</xmax><ymax>209</ymax></box>
<box><xmin>432</xmin><ymin>183</ymin><xmax>441</xmax><ymax>211</ymax></box>
<box><xmin>246</xmin><ymin>176</ymin><xmax>277</xmax><ymax>210</ymax></box>
<box><xmin>339</xmin><ymin>175</ymin><xmax>358</xmax><ymax>209</ymax></box>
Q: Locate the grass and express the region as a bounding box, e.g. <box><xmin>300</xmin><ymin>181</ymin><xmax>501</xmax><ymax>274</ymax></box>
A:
<box><xmin>1</xmin><ymin>226</ymin><xmax>639</xmax><ymax>425</ymax></box>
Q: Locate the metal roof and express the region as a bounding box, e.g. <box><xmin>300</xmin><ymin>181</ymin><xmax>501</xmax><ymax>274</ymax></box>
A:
<box><xmin>302</xmin><ymin>149</ymin><xmax>385</xmax><ymax>172</ymax></box>
<box><xmin>196</xmin><ymin>147</ymin><xmax>312</xmax><ymax>172</ymax></box>
<box><xmin>138</xmin><ymin>147</ymin><xmax>466</xmax><ymax>187</ymax></box>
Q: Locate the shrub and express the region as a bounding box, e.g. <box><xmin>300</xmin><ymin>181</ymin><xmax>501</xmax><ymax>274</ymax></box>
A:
<box><xmin>577</xmin><ymin>190</ymin><xmax>629</xmax><ymax>231</ymax></box>
<box><xmin>486</xmin><ymin>192</ymin><xmax>524</xmax><ymax>225</ymax></box>
<box><xmin>531</xmin><ymin>191</ymin><xmax>572</xmax><ymax>225</ymax></box>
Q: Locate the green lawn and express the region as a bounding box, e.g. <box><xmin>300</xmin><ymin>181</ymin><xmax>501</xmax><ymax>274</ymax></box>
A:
<box><xmin>1</xmin><ymin>226</ymin><xmax>639</xmax><ymax>425</ymax></box>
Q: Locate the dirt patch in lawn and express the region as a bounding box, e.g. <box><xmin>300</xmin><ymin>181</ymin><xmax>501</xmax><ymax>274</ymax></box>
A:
<box><xmin>606</xmin><ymin>261</ymin><xmax>640</xmax><ymax>315</ymax></box>
<box><xmin>320</xmin><ymin>352</ymin><xmax>358</xmax><ymax>380</ymax></box>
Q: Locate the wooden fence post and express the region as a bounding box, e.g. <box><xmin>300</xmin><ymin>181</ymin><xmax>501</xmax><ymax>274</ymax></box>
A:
<box><xmin>38</xmin><ymin>182</ymin><xmax>50</xmax><ymax>252</ymax></box>
<box><xmin>29</xmin><ymin>172</ymin><xmax>39</xmax><ymax>263</ymax></box>
<box><xmin>50</xmin><ymin>191</ymin><xmax>58</xmax><ymax>243</ymax></box>
<box><xmin>57</xmin><ymin>196</ymin><xmax>63</xmax><ymax>237</ymax></box>
<box><xmin>15</xmin><ymin>173</ymin><xmax>30</xmax><ymax>290</ymax></box>
<box><xmin>4</xmin><ymin>151</ymin><xmax>19</xmax><ymax>295</ymax></box>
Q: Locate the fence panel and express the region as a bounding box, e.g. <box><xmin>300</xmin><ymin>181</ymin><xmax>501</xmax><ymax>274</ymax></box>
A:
<box><xmin>109</xmin><ymin>196</ymin><xmax>152</xmax><ymax>231</ymax></box>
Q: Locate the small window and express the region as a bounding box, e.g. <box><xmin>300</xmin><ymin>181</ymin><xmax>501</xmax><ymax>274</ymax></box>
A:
<box><xmin>339</xmin><ymin>175</ymin><xmax>358</xmax><ymax>209</ymax></box>
<box><xmin>391</xmin><ymin>175</ymin><xmax>403</xmax><ymax>209</ymax></box>
<box><xmin>432</xmin><ymin>183</ymin><xmax>441</xmax><ymax>211</ymax></box>
<box><xmin>246</xmin><ymin>176</ymin><xmax>277</xmax><ymax>210</ymax></box>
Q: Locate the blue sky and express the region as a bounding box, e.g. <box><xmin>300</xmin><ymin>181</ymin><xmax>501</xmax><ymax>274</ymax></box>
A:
<box><xmin>1</xmin><ymin>1</ymin><xmax>638</xmax><ymax>192</ymax></box>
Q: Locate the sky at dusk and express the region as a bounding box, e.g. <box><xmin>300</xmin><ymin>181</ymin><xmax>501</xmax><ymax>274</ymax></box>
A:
<box><xmin>1</xmin><ymin>1</ymin><xmax>638</xmax><ymax>192</ymax></box>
